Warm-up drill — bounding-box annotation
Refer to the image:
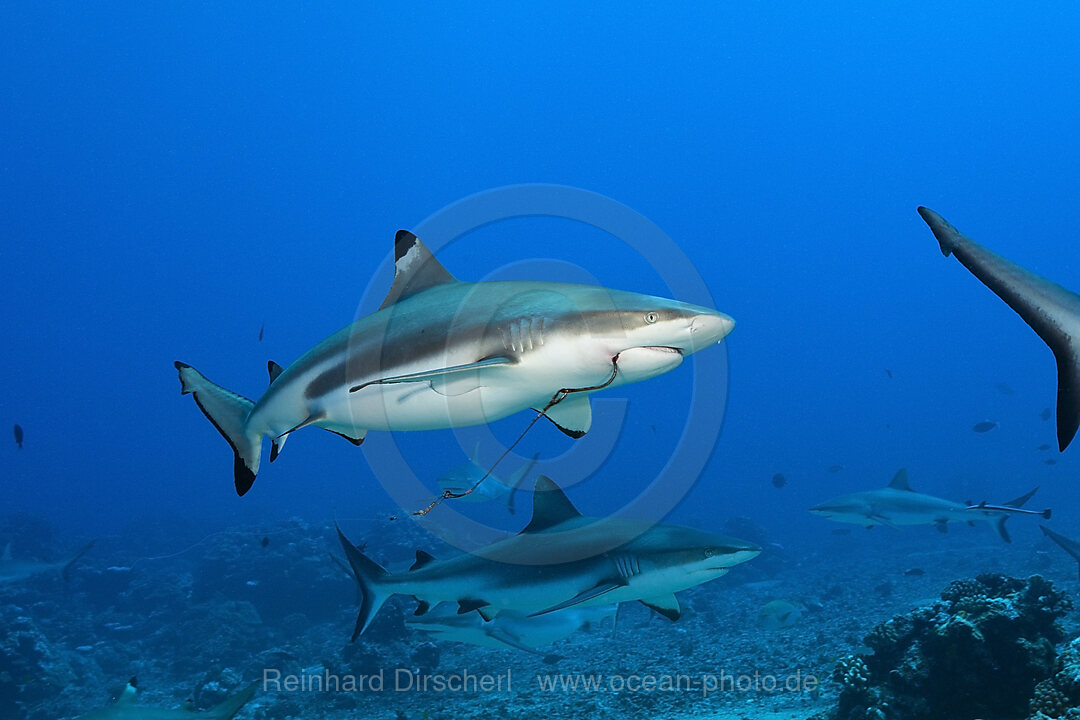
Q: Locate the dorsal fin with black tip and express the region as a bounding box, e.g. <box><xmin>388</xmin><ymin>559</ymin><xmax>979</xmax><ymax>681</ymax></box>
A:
<box><xmin>267</xmin><ymin>361</ymin><xmax>284</xmax><ymax>385</ymax></box>
<box><xmin>410</xmin><ymin>550</ymin><xmax>437</xmax><ymax>571</ymax></box>
<box><xmin>887</xmin><ymin>468</ymin><xmax>913</xmax><ymax>491</ymax></box>
<box><xmin>379</xmin><ymin>230</ymin><xmax>458</xmax><ymax>309</ymax></box>
<box><xmin>522</xmin><ymin>476</ymin><xmax>584</xmax><ymax>534</ymax></box>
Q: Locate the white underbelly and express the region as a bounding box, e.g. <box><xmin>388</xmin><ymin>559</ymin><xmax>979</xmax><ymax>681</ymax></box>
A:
<box><xmin>328</xmin><ymin>382</ymin><xmax>550</xmax><ymax>431</ymax></box>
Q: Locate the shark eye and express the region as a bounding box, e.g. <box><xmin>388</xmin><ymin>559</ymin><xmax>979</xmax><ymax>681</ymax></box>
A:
<box><xmin>644</xmin><ymin>311</ymin><xmax>659</xmax><ymax>324</ymax></box>
<box><xmin>703</xmin><ymin>548</ymin><xmax>716</xmax><ymax>559</ymax></box>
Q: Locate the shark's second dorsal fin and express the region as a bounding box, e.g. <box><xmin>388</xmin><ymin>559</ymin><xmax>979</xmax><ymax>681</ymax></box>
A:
<box><xmin>410</xmin><ymin>550</ymin><xmax>437</xmax><ymax>571</ymax></box>
<box><xmin>888</xmin><ymin>468</ymin><xmax>913</xmax><ymax>491</ymax></box>
<box><xmin>379</xmin><ymin>230</ymin><xmax>458</xmax><ymax>309</ymax></box>
<box><xmin>522</xmin><ymin>476</ymin><xmax>584</xmax><ymax>534</ymax></box>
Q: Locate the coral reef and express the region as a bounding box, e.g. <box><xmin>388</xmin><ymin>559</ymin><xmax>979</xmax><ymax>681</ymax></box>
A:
<box><xmin>1030</xmin><ymin>635</ymin><xmax>1080</xmax><ymax>720</ymax></box>
<box><xmin>816</xmin><ymin>574</ymin><xmax>1071</xmax><ymax>720</ymax></box>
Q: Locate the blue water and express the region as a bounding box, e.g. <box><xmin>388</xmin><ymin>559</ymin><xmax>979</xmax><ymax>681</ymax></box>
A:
<box><xmin>3</xmin><ymin>3</ymin><xmax>1080</xmax><ymax>718</ymax></box>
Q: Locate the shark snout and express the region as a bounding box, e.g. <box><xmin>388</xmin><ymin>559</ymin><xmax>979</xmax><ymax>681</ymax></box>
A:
<box><xmin>686</xmin><ymin>312</ymin><xmax>735</xmax><ymax>352</ymax></box>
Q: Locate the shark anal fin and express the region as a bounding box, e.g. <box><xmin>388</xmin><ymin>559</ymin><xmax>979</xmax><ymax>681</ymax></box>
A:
<box><xmin>934</xmin><ymin>519</ymin><xmax>949</xmax><ymax>534</ymax></box>
<box><xmin>534</xmin><ymin>393</ymin><xmax>592</xmax><ymax>438</ymax></box>
<box><xmin>410</xmin><ymin>550</ymin><xmax>437</xmax><ymax>571</ymax></box>
<box><xmin>640</xmin><ymin>593</ymin><xmax>681</xmax><ymax>621</ymax></box>
<box><xmin>529</xmin><ymin>579</ymin><xmax>627</xmax><ymax>617</ymax></box>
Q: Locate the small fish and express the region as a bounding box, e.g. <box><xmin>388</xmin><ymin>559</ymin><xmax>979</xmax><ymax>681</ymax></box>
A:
<box><xmin>903</xmin><ymin>568</ymin><xmax>925</xmax><ymax>577</ymax></box>
<box><xmin>258</xmin><ymin>323</ymin><xmax>265</xmax><ymax>342</ymax></box>
<box><xmin>13</xmin><ymin>424</ymin><xmax>22</xmax><ymax>449</ymax></box>
<box><xmin>996</xmin><ymin>382</ymin><xmax>1014</xmax><ymax>396</ymax></box>
<box><xmin>885</xmin><ymin>369</ymin><xmax>893</xmax><ymax>379</ymax></box>
<box><xmin>1040</xmin><ymin>407</ymin><xmax>1053</xmax><ymax>421</ymax></box>
<box><xmin>1037</xmin><ymin>444</ymin><xmax>1052</xmax><ymax>451</ymax></box>
<box><xmin>771</xmin><ymin>473</ymin><xmax>787</xmax><ymax>489</ymax></box>
<box><xmin>758</xmin><ymin>600</ymin><xmax>802</xmax><ymax>630</ymax></box>
<box><xmin>260</xmin><ymin>536</ymin><xmax>270</xmax><ymax>548</ymax></box>
<box><xmin>972</xmin><ymin>421</ymin><xmax>999</xmax><ymax>433</ymax></box>
<box><xmin>828</xmin><ymin>465</ymin><xmax>845</xmax><ymax>473</ymax></box>
<box><xmin>1045</xmin><ymin>458</ymin><xmax>1058</xmax><ymax>466</ymax></box>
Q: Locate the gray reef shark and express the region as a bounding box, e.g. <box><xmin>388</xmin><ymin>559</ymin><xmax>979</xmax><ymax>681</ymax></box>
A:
<box><xmin>0</xmin><ymin>540</ymin><xmax>94</xmax><ymax>584</ymax></box>
<box><xmin>406</xmin><ymin>602</ymin><xmax>616</xmax><ymax>656</ymax></box>
<box><xmin>1039</xmin><ymin>525</ymin><xmax>1080</xmax><ymax>580</ymax></box>
<box><xmin>75</xmin><ymin>677</ymin><xmax>256</xmax><ymax>720</ymax></box>
<box><xmin>809</xmin><ymin>469</ymin><xmax>1048</xmax><ymax>542</ymax></box>
<box><xmin>436</xmin><ymin>444</ymin><xmax>539</xmax><ymax>514</ymax></box>
<box><xmin>176</xmin><ymin>230</ymin><xmax>734</xmax><ymax>495</ymax></box>
<box><xmin>337</xmin><ymin>476</ymin><xmax>760</xmax><ymax>639</ymax></box>
<box><xmin>918</xmin><ymin>206</ymin><xmax>1080</xmax><ymax>451</ymax></box>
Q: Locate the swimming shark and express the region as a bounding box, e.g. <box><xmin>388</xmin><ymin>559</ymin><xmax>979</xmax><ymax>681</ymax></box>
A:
<box><xmin>406</xmin><ymin>602</ymin><xmax>616</xmax><ymax>656</ymax></box>
<box><xmin>1039</xmin><ymin>525</ymin><xmax>1080</xmax><ymax>580</ymax></box>
<box><xmin>809</xmin><ymin>469</ymin><xmax>1047</xmax><ymax>542</ymax></box>
<box><xmin>918</xmin><ymin>206</ymin><xmax>1080</xmax><ymax>451</ymax></box>
<box><xmin>75</xmin><ymin>678</ymin><xmax>256</xmax><ymax>720</ymax></box>
<box><xmin>337</xmin><ymin>475</ymin><xmax>760</xmax><ymax>639</ymax></box>
<box><xmin>436</xmin><ymin>444</ymin><xmax>539</xmax><ymax>514</ymax></box>
<box><xmin>0</xmin><ymin>540</ymin><xmax>94</xmax><ymax>584</ymax></box>
<box><xmin>176</xmin><ymin>230</ymin><xmax>734</xmax><ymax>495</ymax></box>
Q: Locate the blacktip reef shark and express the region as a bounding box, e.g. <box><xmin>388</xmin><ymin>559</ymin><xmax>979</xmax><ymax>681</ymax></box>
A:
<box><xmin>436</xmin><ymin>444</ymin><xmax>539</xmax><ymax>514</ymax></box>
<box><xmin>176</xmin><ymin>230</ymin><xmax>734</xmax><ymax>495</ymax></box>
<box><xmin>918</xmin><ymin>206</ymin><xmax>1080</xmax><ymax>451</ymax></box>
<box><xmin>406</xmin><ymin>603</ymin><xmax>616</xmax><ymax>657</ymax></box>
<box><xmin>809</xmin><ymin>469</ymin><xmax>1049</xmax><ymax>543</ymax></box>
<box><xmin>1039</xmin><ymin>525</ymin><xmax>1080</xmax><ymax>580</ymax></box>
<box><xmin>337</xmin><ymin>475</ymin><xmax>760</xmax><ymax>640</ymax></box>
<box><xmin>0</xmin><ymin>539</ymin><xmax>94</xmax><ymax>584</ymax></box>
<box><xmin>75</xmin><ymin>677</ymin><xmax>256</xmax><ymax>720</ymax></box>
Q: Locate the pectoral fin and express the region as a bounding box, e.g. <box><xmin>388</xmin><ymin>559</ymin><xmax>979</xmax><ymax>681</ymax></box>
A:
<box><xmin>640</xmin><ymin>593</ymin><xmax>681</xmax><ymax>621</ymax></box>
<box><xmin>529</xmin><ymin>578</ymin><xmax>626</xmax><ymax>617</ymax></box>
<box><xmin>535</xmin><ymin>393</ymin><xmax>592</xmax><ymax>438</ymax></box>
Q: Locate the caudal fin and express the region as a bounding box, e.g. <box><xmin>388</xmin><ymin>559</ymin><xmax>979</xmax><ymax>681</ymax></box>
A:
<box><xmin>918</xmin><ymin>206</ymin><xmax>1080</xmax><ymax>451</ymax></box>
<box><xmin>174</xmin><ymin>362</ymin><xmax>261</xmax><ymax>495</ymax></box>
<box><xmin>61</xmin><ymin>540</ymin><xmax>96</xmax><ymax>582</ymax></box>
<box><xmin>207</xmin><ymin>681</ymin><xmax>258</xmax><ymax>720</ymax></box>
<box><xmin>336</xmin><ymin>523</ymin><xmax>391</xmax><ymax>640</ymax></box>
<box><xmin>993</xmin><ymin>515</ymin><xmax>1013</xmax><ymax>543</ymax></box>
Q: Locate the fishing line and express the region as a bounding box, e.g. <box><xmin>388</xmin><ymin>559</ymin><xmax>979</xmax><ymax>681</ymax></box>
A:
<box><xmin>399</xmin><ymin>356</ymin><xmax>621</xmax><ymax>519</ymax></box>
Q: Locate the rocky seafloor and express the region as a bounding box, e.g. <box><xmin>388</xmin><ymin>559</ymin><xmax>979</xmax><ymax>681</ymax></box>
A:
<box><xmin>3</xmin><ymin>511</ymin><xmax>1080</xmax><ymax>720</ymax></box>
